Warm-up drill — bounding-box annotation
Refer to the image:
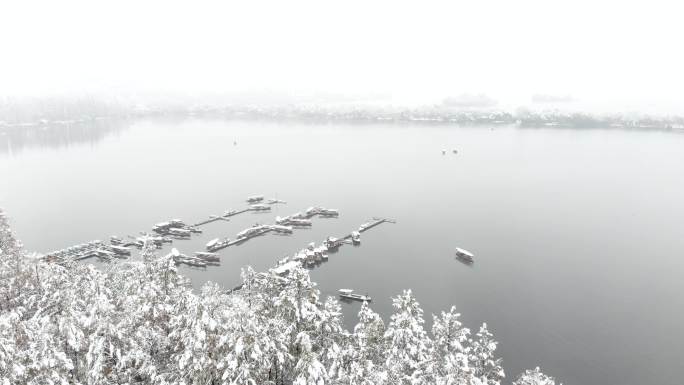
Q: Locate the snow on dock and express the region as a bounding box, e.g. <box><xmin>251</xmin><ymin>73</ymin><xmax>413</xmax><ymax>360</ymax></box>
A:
<box><xmin>357</xmin><ymin>217</ymin><xmax>396</xmax><ymax>233</ymax></box>
<box><xmin>192</xmin><ymin>208</ymin><xmax>252</xmax><ymax>227</ymax></box>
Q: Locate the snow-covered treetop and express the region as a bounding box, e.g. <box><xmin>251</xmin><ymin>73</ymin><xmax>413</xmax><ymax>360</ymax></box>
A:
<box><xmin>0</xmin><ymin>210</ymin><xmax>557</xmax><ymax>385</ymax></box>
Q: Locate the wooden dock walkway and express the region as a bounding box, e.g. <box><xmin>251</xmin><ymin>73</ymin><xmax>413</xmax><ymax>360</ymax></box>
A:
<box><xmin>358</xmin><ymin>217</ymin><xmax>396</xmax><ymax>233</ymax></box>
<box><xmin>191</xmin><ymin>208</ymin><xmax>253</xmax><ymax>227</ymax></box>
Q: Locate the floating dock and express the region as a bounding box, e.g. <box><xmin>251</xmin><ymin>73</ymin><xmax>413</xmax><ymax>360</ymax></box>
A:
<box><xmin>357</xmin><ymin>217</ymin><xmax>396</xmax><ymax>233</ymax></box>
<box><xmin>192</xmin><ymin>208</ymin><xmax>252</xmax><ymax>227</ymax></box>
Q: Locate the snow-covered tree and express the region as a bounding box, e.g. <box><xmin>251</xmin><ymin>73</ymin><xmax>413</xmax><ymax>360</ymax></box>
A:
<box><xmin>384</xmin><ymin>290</ymin><xmax>434</xmax><ymax>385</ymax></box>
<box><xmin>432</xmin><ymin>306</ymin><xmax>471</xmax><ymax>384</ymax></box>
<box><xmin>469</xmin><ymin>323</ymin><xmax>505</xmax><ymax>385</ymax></box>
<box><xmin>513</xmin><ymin>367</ymin><xmax>557</xmax><ymax>385</ymax></box>
<box><xmin>0</xmin><ymin>209</ymin><xmax>557</xmax><ymax>385</ymax></box>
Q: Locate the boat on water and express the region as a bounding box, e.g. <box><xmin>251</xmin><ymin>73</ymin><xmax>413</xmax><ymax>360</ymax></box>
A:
<box><xmin>246</xmin><ymin>195</ymin><xmax>264</xmax><ymax>203</ymax></box>
<box><xmin>289</xmin><ymin>218</ymin><xmax>312</xmax><ymax>227</ymax></box>
<box><xmin>206</xmin><ymin>238</ymin><xmax>220</xmax><ymax>249</ymax></box>
<box><xmin>351</xmin><ymin>231</ymin><xmax>361</xmax><ymax>245</ymax></box>
<box><xmin>206</xmin><ymin>238</ymin><xmax>229</xmax><ymax>252</ymax></box>
<box><xmin>455</xmin><ymin>247</ymin><xmax>474</xmax><ymax>262</ymax></box>
<box><xmin>152</xmin><ymin>222</ymin><xmax>171</xmax><ymax>233</ymax></box>
<box><xmin>338</xmin><ymin>289</ymin><xmax>371</xmax><ymax>302</ymax></box>
<box><xmin>319</xmin><ymin>208</ymin><xmax>339</xmax><ymax>217</ymax></box>
<box><xmin>168</xmin><ymin>228</ymin><xmax>191</xmax><ymax>237</ymax></box>
<box><xmin>250</xmin><ymin>204</ymin><xmax>271</xmax><ymax>211</ymax></box>
<box><xmin>110</xmin><ymin>235</ymin><xmax>123</xmax><ymax>245</ymax></box>
<box><xmin>109</xmin><ymin>245</ymin><xmax>131</xmax><ymax>255</ymax></box>
<box><xmin>179</xmin><ymin>257</ymin><xmax>207</xmax><ymax>268</ymax></box>
<box><xmin>324</xmin><ymin>237</ymin><xmax>343</xmax><ymax>249</ymax></box>
<box><xmin>237</xmin><ymin>224</ymin><xmax>270</xmax><ymax>239</ymax></box>
<box><xmin>95</xmin><ymin>249</ymin><xmax>116</xmax><ymax>258</ymax></box>
<box><xmin>270</xmin><ymin>225</ymin><xmax>293</xmax><ymax>234</ymax></box>
<box><xmin>194</xmin><ymin>252</ymin><xmax>220</xmax><ymax>262</ymax></box>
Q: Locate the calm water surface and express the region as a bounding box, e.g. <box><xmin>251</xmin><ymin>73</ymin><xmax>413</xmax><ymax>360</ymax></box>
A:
<box><xmin>2</xmin><ymin>118</ymin><xmax>683</xmax><ymax>385</ymax></box>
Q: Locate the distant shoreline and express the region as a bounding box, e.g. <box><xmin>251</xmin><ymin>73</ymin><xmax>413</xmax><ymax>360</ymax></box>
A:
<box><xmin>2</xmin><ymin>101</ymin><xmax>684</xmax><ymax>132</ymax></box>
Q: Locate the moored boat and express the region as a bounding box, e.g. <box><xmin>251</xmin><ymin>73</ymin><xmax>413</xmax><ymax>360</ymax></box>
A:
<box><xmin>455</xmin><ymin>247</ymin><xmax>474</xmax><ymax>262</ymax></box>
<box><xmin>194</xmin><ymin>252</ymin><xmax>220</xmax><ymax>262</ymax></box>
<box><xmin>168</xmin><ymin>228</ymin><xmax>191</xmax><ymax>237</ymax></box>
<box><xmin>109</xmin><ymin>245</ymin><xmax>131</xmax><ymax>255</ymax></box>
<box><xmin>338</xmin><ymin>289</ymin><xmax>371</xmax><ymax>302</ymax></box>
<box><xmin>250</xmin><ymin>204</ymin><xmax>271</xmax><ymax>211</ymax></box>
<box><xmin>246</xmin><ymin>195</ymin><xmax>264</xmax><ymax>203</ymax></box>
<box><xmin>270</xmin><ymin>225</ymin><xmax>293</xmax><ymax>234</ymax></box>
<box><xmin>324</xmin><ymin>237</ymin><xmax>343</xmax><ymax>249</ymax></box>
<box><xmin>319</xmin><ymin>208</ymin><xmax>339</xmax><ymax>217</ymax></box>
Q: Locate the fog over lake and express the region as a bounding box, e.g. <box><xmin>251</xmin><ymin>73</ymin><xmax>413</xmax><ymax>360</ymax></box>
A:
<box><xmin>2</xmin><ymin>118</ymin><xmax>683</xmax><ymax>385</ymax></box>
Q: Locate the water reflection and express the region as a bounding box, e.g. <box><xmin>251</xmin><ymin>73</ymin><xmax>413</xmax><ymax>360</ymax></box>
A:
<box><xmin>0</xmin><ymin>118</ymin><xmax>129</xmax><ymax>155</ymax></box>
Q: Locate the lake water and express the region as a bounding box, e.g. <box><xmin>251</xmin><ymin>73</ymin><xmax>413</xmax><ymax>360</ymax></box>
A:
<box><xmin>2</xmin><ymin>118</ymin><xmax>683</xmax><ymax>385</ymax></box>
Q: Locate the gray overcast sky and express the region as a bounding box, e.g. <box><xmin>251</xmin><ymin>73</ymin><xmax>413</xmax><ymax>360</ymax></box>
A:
<box><xmin>1</xmin><ymin>0</ymin><xmax>682</xmax><ymax>112</ymax></box>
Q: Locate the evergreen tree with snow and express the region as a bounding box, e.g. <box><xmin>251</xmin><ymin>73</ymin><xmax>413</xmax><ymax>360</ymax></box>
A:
<box><xmin>0</xmin><ymin>209</ymin><xmax>558</xmax><ymax>385</ymax></box>
<box><xmin>469</xmin><ymin>323</ymin><xmax>505</xmax><ymax>385</ymax></box>
<box><xmin>384</xmin><ymin>290</ymin><xmax>434</xmax><ymax>385</ymax></box>
<box><xmin>513</xmin><ymin>367</ymin><xmax>557</xmax><ymax>385</ymax></box>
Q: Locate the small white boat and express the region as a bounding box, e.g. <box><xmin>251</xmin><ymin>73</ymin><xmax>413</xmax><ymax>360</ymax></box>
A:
<box><xmin>288</xmin><ymin>219</ymin><xmax>312</xmax><ymax>227</ymax></box>
<box><xmin>324</xmin><ymin>237</ymin><xmax>343</xmax><ymax>249</ymax></box>
<box><xmin>250</xmin><ymin>204</ymin><xmax>271</xmax><ymax>211</ymax></box>
<box><xmin>195</xmin><ymin>251</ymin><xmax>218</xmax><ymax>257</ymax></box>
<box><xmin>180</xmin><ymin>257</ymin><xmax>207</xmax><ymax>268</ymax></box>
<box><xmin>95</xmin><ymin>249</ymin><xmax>116</xmax><ymax>258</ymax></box>
<box><xmin>351</xmin><ymin>231</ymin><xmax>361</xmax><ymax>245</ymax></box>
<box><xmin>338</xmin><ymin>289</ymin><xmax>371</xmax><ymax>302</ymax></box>
<box><xmin>319</xmin><ymin>208</ymin><xmax>339</xmax><ymax>217</ymax></box>
<box><xmin>206</xmin><ymin>238</ymin><xmax>229</xmax><ymax>252</ymax></box>
<box><xmin>455</xmin><ymin>247</ymin><xmax>474</xmax><ymax>262</ymax></box>
<box><xmin>152</xmin><ymin>222</ymin><xmax>171</xmax><ymax>233</ymax></box>
<box><xmin>246</xmin><ymin>195</ymin><xmax>264</xmax><ymax>203</ymax></box>
<box><xmin>194</xmin><ymin>252</ymin><xmax>220</xmax><ymax>262</ymax></box>
<box><xmin>270</xmin><ymin>225</ymin><xmax>293</xmax><ymax>234</ymax></box>
<box><xmin>109</xmin><ymin>245</ymin><xmax>131</xmax><ymax>255</ymax></box>
<box><xmin>275</xmin><ymin>215</ymin><xmax>289</xmax><ymax>224</ymax></box>
<box><xmin>168</xmin><ymin>228</ymin><xmax>191</xmax><ymax>237</ymax></box>
<box><xmin>206</xmin><ymin>238</ymin><xmax>220</xmax><ymax>249</ymax></box>
<box><xmin>237</xmin><ymin>225</ymin><xmax>270</xmax><ymax>239</ymax></box>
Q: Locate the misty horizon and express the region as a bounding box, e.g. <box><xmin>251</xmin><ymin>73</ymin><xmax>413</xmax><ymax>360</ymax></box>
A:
<box><xmin>2</xmin><ymin>1</ymin><xmax>684</xmax><ymax>114</ymax></box>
